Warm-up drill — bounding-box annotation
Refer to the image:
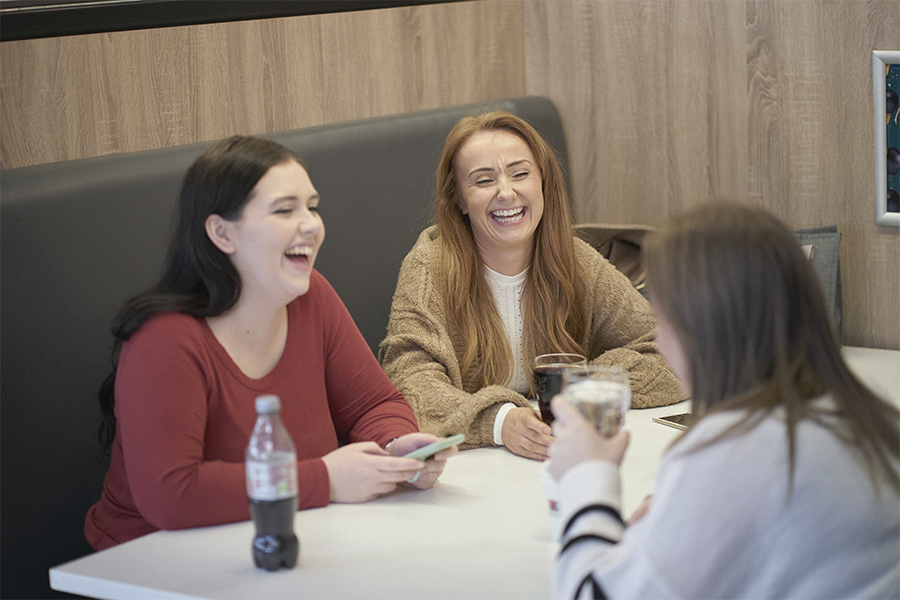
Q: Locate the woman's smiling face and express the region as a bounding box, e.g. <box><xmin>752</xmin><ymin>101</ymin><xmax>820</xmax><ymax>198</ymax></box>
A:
<box><xmin>223</xmin><ymin>160</ymin><xmax>325</xmax><ymax>304</ymax></box>
<box><xmin>454</xmin><ymin>129</ymin><xmax>544</xmax><ymax>273</ymax></box>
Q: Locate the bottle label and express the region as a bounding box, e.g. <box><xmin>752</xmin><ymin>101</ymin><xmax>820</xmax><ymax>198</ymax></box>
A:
<box><xmin>246</xmin><ymin>456</ymin><xmax>298</xmax><ymax>501</ymax></box>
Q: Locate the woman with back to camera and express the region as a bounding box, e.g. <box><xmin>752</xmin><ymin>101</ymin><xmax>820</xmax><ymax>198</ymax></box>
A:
<box><xmin>550</xmin><ymin>203</ymin><xmax>900</xmax><ymax>599</ymax></box>
<box><xmin>379</xmin><ymin>111</ymin><xmax>683</xmax><ymax>461</ymax></box>
<box><xmin>85</xmin><ymin>136</ymin><xmax>456</xmax><ymax>551</ymax></box>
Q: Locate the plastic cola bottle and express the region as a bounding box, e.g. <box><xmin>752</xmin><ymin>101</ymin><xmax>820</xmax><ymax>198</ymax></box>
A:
<box><xmin>246</xmin><ymin>394</ymin><xmax>299</xmax><ymax>570</ymax></box>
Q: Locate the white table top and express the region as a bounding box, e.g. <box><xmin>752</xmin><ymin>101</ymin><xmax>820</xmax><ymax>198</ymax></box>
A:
<box><xmin>50</xmin><ymin>346</ymin><xmax>899</xmax><ymax>600</ymax></box>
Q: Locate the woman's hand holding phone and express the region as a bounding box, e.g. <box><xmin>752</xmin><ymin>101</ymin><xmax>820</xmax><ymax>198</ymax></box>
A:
<box><xmin>387</xmin><ymin>433</ymin><xmax>462</xmax><ymax>488</ymax></box>
<box><xmin>402</xmin><ymin>434</ymin><xmax>465</xmax><ymax>460</ymax></box>
<box><xmin>321</xmin><ymin>434</ymin><xmax>461</xmax><ymax>502</ymax></box>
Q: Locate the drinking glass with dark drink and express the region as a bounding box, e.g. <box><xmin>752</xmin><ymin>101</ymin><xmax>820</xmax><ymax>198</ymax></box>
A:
<box><xmin>532</xmin><ymin>353</ymin><xmax>587</xmax><ymax>425</ymax></box>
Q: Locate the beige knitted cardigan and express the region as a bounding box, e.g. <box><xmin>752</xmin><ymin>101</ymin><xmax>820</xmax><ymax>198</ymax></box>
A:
<box><xmin>378</xmin><ymin>226</ymin><xmax>685</xmax><ymax>449</ymax></box>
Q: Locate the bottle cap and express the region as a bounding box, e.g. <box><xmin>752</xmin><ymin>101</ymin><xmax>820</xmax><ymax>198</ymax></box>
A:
<box><xmin>255</xmin><ymin>394</ymin><xmax>281</xmax><ymax>414</ymax></box>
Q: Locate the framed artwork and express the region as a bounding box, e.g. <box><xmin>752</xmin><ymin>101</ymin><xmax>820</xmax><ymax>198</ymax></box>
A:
<box><xmin>873</xmin><ymin>50</ymin><xmax>900</xmax><ymax>227</ymax></box>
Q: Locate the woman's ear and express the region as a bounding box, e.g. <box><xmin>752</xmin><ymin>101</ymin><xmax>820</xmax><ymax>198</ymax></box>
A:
<box><xmin>205</xmin><ymin>214</ymin><xmax>236</xmax><ymax>254</ymax></box>
<box><xmin>455</xmin><ymin>193</ymin><xmax>468</xmax><ymax>216</ymax></box>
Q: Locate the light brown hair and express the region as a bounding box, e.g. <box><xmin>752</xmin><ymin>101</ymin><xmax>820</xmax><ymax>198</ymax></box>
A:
<box><xmin>644</xmin><ymin>203</ymin><xmax>899</xmax><ymax>491</ymax></box>
<box><xmin>434</xmin><ymin>111</ymin><xmax>586</xmax><ymax>390</ymax></box>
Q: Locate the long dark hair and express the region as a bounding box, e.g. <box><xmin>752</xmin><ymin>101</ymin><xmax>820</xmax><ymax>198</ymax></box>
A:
<box><xmin>644</xmin><ymin>203</ymin><xmax>899</xmax><ymax>493</ymax></box>
<box><xmin>98</xmin><ymin>136</ymin><xmax>302</xmax><ymax>453</ymax></box>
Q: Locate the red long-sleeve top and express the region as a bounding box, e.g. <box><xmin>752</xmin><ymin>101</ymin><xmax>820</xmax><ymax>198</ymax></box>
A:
<box><xmin>85</xmin><ymin>271</ymin><xmax>418</xmax><ymax>550</ymax></box>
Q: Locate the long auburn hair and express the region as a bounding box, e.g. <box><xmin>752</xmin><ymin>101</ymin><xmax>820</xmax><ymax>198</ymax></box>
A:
<box><xmin>434</xmin><ymin>111</ymin><xmax>586</xmax><ymax>390</ymax></box>
<box><xmin>644</xmin><ymin>203</ymin><xmax>899</xmax><ymax>492</ymax></box>
<box><xmin>98</xmin><ymin>136</ymin><xmax>303</xmax><ymax>453</ymax></box>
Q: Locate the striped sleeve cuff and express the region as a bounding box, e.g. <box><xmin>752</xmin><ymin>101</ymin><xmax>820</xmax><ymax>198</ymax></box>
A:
<box><xmin>557</xmin><ymin>460</ymin><xmax>624</xmax><ymax>546</ymax></box>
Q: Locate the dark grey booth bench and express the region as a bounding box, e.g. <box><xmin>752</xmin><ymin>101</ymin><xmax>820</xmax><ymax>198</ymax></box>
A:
<box><xmin>0</xmin><ymin>96</ymin><xmax>569</xmax><ymax>599</ymax></box>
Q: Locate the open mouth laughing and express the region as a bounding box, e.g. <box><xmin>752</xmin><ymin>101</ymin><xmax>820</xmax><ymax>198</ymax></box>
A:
<box><xmin>285</xmin><ymin>245</ymin><xmax>313</xmax><ymax>266</ymax></box>
<box><xmin>491</xmin><ymin>207</ymin><xmax>526</xmax><ymax>224</ymax></box>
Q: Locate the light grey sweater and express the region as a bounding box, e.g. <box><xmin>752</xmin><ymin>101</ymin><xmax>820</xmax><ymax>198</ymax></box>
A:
<box><xmin>554</xmin><ymin>400</ymin><xmax>900</xmax><ymax>599</ymax></box>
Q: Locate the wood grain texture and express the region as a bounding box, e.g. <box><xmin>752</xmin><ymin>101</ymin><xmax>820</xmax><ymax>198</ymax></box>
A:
<box><xmin>0</xmin><ymin>1</ymin><xmax>524</xmax><ymax>168</ymax></box>
<box><xmin>525</xmin><ymin>0</ymin><xmax>900</xmax><ymax>349</ymax></box>
<box><xmin>2</xmin><ymin>0</ymin><xmax>897</xmax><ymax>348</ymax></box>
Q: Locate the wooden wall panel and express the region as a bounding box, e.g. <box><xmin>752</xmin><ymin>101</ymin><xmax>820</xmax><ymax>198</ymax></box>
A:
<box><xmin>0</xmin><ymin>1</ymin><xmax>524</xmax><ymax>168</ymax></box>
<box><xmin>3</xmin><ymin>0</ymin><xmax>897</xmax><ymax>348</ymax></box>
<box><xmin>525</xmin><ymin>0</ymin><xmax>900</xmax><ymax>349</ymax></box>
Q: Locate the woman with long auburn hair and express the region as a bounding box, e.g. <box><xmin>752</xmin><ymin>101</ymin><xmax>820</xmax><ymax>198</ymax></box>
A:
<box><xmin>379</xmin><ymin>111</ymin><xmax>683</xmax><ymax>460</ymax></box>
<box><xmin>550</xmin><ymin>203</ymin><xmax>899</xmax><ymax>598</ymax></box>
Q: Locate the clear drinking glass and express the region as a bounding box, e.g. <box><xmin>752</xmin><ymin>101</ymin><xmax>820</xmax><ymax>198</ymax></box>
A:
<box><xmin>531</xmin><ymin>353</ymin><xmax>587</xmax><ymax>425</ymax></box>
<box><xmin>561</xmin><ymin>365</ymin><xmax>631</xmax><ymax>436</ymax></box>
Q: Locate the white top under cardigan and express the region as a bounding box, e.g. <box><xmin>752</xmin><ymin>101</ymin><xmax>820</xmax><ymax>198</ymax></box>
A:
<box><xmin>554</xmin><ymin>398</ymin><xmax>900</xmax><ymax>599</ymax></box>
<box><xmin>484</xmin><ymin>265</ymin><xmax>529</xmax><ymax>445</ymax></box>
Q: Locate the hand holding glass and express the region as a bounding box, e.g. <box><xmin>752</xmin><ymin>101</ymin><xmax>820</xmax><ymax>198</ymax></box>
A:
<box><xmin>532</xmin><ymin>353</ymin><xmax>587</xmax><ymax>425</ymax></box>
<box><xmin>561</xmin><ymin>365</ymin><xmax>631</xmax><ymax>437</ymax></box>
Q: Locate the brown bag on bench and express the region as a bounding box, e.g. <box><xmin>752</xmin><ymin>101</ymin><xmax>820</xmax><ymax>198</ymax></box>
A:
<box><xmin>575</xmin><ymin>223</ymin><xmax>655</xmax><ymax>298</ymax></box>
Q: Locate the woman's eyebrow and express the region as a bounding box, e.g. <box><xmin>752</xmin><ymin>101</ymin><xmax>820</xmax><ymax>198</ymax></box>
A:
<box><xmin>467</xmin><ymin>160</ymin><xmax>531</xmax><ymax>178</ymax></box>
<box><xmin>467</xmin><ymin>166</ymin><xmax>495</xmax><ymax>178</ymax></box>
<box><xmin>268</xmin><ymin>195</ymin><xmax>299</xmax><ymax>206</ymax></box>
<box><xmin>270</xmin><ymin>192</ymin><xmax>320</xmax><ymax>204</ymax></box>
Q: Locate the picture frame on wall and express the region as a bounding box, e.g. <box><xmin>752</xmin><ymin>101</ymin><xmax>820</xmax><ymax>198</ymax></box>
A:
<box><xmin>873</xmin><ymin>50</ymin><xmax>900</xmax><ymax>227</ymax></box>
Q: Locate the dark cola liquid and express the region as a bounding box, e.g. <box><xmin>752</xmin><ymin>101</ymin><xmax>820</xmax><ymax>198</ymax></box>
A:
<box><xmin>533</xmin><ymin>365</ymin><xmax>566</xmax><ymax>424</ymax></box>
<box><xmin>250</xmin><ymin>496</ymin><xmax>299</xmax><ymax>571</ymax></box>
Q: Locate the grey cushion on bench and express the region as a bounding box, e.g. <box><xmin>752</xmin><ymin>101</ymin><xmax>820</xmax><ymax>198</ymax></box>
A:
<box><xmin>0</xmin><ymin>96</ymin><xmax>568</xmax><ymax>599</ymax></box>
